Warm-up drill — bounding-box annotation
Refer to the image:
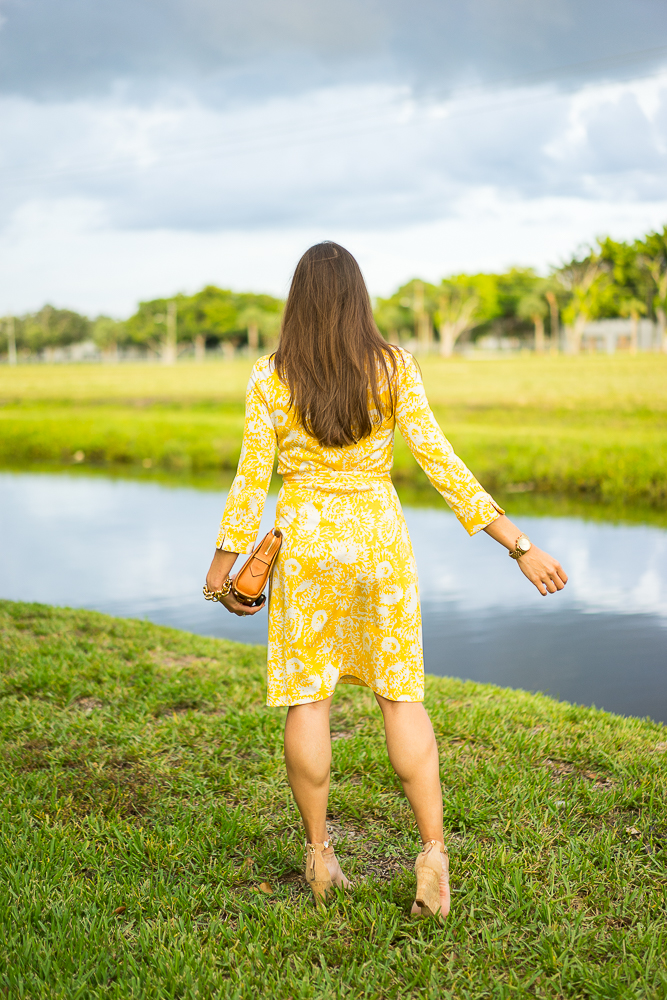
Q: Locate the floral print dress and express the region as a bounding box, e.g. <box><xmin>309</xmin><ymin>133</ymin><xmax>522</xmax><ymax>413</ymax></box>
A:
<box><xmin>216</xmin><ymin>349</ymin><xmax>503</xmax><ymax>707</ymax></box>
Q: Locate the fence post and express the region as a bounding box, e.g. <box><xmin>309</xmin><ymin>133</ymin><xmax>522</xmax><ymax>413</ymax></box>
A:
<box><xmin>6</xmin><ymin>316</ymin><xmax>17</xmax><ymax>365</ymax></box>
<box><xmin>163</xmin><ymin>301</ymin><xmax>177</xmax><ymax>365</ymax></box>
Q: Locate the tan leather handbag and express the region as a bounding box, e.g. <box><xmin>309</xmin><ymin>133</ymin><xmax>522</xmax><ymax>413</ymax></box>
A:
<box><xmin>232</xmin><ymin>528</ymin><xmax>282</xmax><ymax>606</ymax></box>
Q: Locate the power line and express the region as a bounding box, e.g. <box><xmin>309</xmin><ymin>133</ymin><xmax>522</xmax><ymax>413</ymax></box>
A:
<box><xmin>1</xmin><ymin>46</ymin><xmax>666</xmax><ymax>190</ymax></box>
<box><xmin>435</xmin><ymin>43</ymin><xmax>667</xmax><ymax>95</ymax></box>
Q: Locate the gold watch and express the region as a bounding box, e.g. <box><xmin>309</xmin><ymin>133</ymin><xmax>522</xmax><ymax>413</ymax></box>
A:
<box><xmin>509</xmin><ymin>535</ymin><xmax>532</xmax><ymax>560</ymax></box>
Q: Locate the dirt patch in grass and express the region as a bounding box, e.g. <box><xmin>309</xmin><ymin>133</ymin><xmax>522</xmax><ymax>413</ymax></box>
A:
<box><xmin>543</xmin><ymin>757</ymin><xmax>615</xmax><ymax>789</ymax></box>
<box><xmin>325</xmin><ymin>818</ymin><xmax>366</xmax><ymax>843</ymax></box>
<box><xmin>59</xmin><ymin>756</ymin><xmax>163</xmax><ymax>818</ymax></box>
<box><xmin>331</xmin><ymin>726</ymin><xmax>365</xmax><ymax>741</ymax></box>
<box><xmin>150</xmin><ymin>651</ymin><xmax>219</xmax><ymax>670</ymax></box>
<box><xmin>153</xmin><ymin>698</ymin><xmax>227</xmax><ymax>717</ymax></box>
<box><xmin>7</xmin><ymin>737</ymin><xmax>162</xmax><ymax>817</ymax></box>
<box><xmin>71</xmin><ymin>696</ymin><xmax>104</xmax><ymax>713</ymax></box>
<box><xmin>8</xmin><ymin>738</ymin><xmax>49</xmax><ymax>772</ymax></box>
<box><xmin>155</xmin><ymin>700</ymin><xmax>207</xmax><ymax>716</ymax></box>
<box><xmin>361</xmin><ymin>853</ymin><xmax>412</xmax><ymax>883</ymax></box>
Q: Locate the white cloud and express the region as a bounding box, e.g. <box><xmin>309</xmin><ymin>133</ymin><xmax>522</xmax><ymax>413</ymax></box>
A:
<box><xmin>2</xmin><ymin>71</ymin><xmax>667</xmax><ymax>233</ymax></box>
<box><xmin>3</xmin><ymin>187</ymin><xmax>667</xmax><ymax>316</ymax></box>
<box><xmin>1</xmin><ymin>0</ymin><xmax>666</xmax><ymax>100</ymax></box>
<box><xmin>1</xmin><ymin>2</ymin><xmax>667</xmax><ymax>314</ymax></box>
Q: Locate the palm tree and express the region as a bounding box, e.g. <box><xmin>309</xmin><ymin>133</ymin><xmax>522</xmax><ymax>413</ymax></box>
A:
<box><xmin>373</xmin><ymin>301</ymin><xmax>407</xmax><ymax>345</ymax></box>
<box><xmin>435</xmin><ymin>279</ymin><xmax>479</xmax><ymax>357</ymax></box>
<box><xmin>599</xmin><ymin>237</ymin><xmax>649</xmax><ymax>355</ymax></box>
<box><xmin>637</xmin><ymin>227</ymin><xmax>667</xmax><ymax>353</ymax></box>
<box><xmin>92</xmin><ymin>316</ymin><xmax>126</xmax><ymax>362</ymax></box>
<box><xmin>238</xmin><ymin>305</ymin><xmax>282</xmax><ymax>354</ymax></box>
<box><xmin>153</xmin><ymin>302</ymin><xmax>177</xmax><ymax>365</ymax></box>
<box><xmin>374</xmin><ymin>279</ymin><xmax>437</xmax><ymax>353</ymax></box>
<box><xmin>412</xmin><ymin>280</ymin><xmax>433</xmax><ymax>351</ymax></box>
<box><xmin>3</xmin><ymin>316</ymin><xmax>17</xmax><ymax>365</ymax></box>
<box><xmin>517</xmin><ymin>291</ymin><xmax>548</xmax><ymax>353</ymax></box>
<box><xmin>555</xmin><ymin>255</ymin><xmax>609</xmax><ymax>354</ymax></box>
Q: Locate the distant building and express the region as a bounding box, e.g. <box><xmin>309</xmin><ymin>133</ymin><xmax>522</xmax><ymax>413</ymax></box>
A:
<box><xmin>575</xmin><ymin>319</ymin><xmax>659</xmax><ymax>354</ymax></box>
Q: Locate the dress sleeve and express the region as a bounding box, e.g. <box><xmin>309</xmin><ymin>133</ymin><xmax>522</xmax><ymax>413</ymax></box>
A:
<box><xmin>216</xmin><ymin>366</ymin><xmax>276</xmax><ymax>554</ymax></box>
<box><xmin>394</xmin><ymin>353</ymin><xmax>504</xmax><ymax>535</ymax></box>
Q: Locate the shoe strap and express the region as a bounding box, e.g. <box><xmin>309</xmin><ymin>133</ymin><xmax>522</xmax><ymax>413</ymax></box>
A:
<box><xmin>421</xmin><ymin>839</ymin><xmax>447</xmax><ymax>855</ymax></box>
<box><xmin>305</xmin><ymin>840</ymin><xmax>334</xmax><ymax>880</ymax></box>
<box><xmin>306</xmin><ymin>840</ymin><xmax>331</xmax><ymax>851</ymax></box>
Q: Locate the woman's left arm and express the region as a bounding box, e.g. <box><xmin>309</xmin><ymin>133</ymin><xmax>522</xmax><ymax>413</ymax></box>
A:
<box><xmin>484</xmin><ymin>514</ymin><xmax>568</xmax><ymax>596</ymax></box>
<box><xmin>214</xmin><ymin>365</ymin><xmax>276</xmax><ymax>556</ymax></box>
<box><xmin>206</xmin><ymin>548</ymin><xmax>262</xmax><ymax>617</ymax></box>
<box><xmin>206</xmin><ymin>362</ymin><xmax>277</xmax><ymax>616</ymax></box>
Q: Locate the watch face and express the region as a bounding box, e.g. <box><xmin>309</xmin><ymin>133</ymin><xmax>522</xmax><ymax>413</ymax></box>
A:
<box><xmin>518</xmin><ymin>537</ymin><xmax>531</xmax><ymax>552</ymax></box>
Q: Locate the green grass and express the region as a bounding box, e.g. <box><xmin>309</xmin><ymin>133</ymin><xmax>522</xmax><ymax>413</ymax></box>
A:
<box><xmin>2</xmin><ymin>600</ymin><xmax>666</xmax><ymax>999</ymax></box>
<box><xmin>1</xmin><ymin>400</ymin><xmax>664</xmax><ymax>508</ymax></box>
<box><xmin>1</xmin><ymin>354</ymin><xmax>666</xmax><ymax>507</ymax></box>
<box><xmin>2</xmin><ymin>355</ymin><xmax>666</xmax><ymax>410</ymax></box>
<box><xmin>0</xmin><ymin>403</ymin><xmax>245</xmax><ymax>472</ymax></box>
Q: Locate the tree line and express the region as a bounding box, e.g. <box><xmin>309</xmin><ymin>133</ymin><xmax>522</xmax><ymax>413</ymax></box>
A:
<box><xmin>374</xmin><ymin>225</ymin><xmax>667</xmax><ymax>355</ymax></box>
<box><xmin>2</xmin><ymin>225</ymin><xmax>666</xmax><ymax>360</ymax></box>
<box><xmin>0</xmin><ymin>287</ymin><xmax>284</xmax><ymax>362</ymax></box>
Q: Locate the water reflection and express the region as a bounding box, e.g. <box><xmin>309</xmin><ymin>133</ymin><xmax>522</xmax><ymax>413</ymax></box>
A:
<box><xmin>1</xmin><ymin>472</ymin><xmax>665</xmax><ymax>722</ymax></box>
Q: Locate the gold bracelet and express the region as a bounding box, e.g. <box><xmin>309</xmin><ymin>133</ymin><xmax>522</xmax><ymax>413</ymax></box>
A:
<box><xmin>203</xmin><ymin>579</ymin><xmax>232</xmax><ymax>602</ymax></box>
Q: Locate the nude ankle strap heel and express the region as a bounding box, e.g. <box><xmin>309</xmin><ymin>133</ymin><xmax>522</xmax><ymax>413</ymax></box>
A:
<box><xmin>413</xmin><ymin>840</ymin><xmax>450</xmax><ymax>919</ymax></box>
<box><xmin>305</xmin><ymin>840</ymin><xmax>335</xmax><ymax>905</ymax></box>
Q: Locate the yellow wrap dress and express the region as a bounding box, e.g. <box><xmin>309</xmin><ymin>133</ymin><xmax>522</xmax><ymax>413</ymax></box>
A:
<box><xmin>216</xmin><ymin>349</ymin><xmax>503</xmax><ymax>707</ymax></box>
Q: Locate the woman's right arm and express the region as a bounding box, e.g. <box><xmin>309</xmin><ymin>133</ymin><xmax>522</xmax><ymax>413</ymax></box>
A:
<box><xmin>393</xmin><ymin>352</ymin><xmax>567</xmax><ymax>595</ymax></box>
<box><xmin>393</xmin><ymin>353</ymin><xmax>503</xmax><ymax>536</ymax></box>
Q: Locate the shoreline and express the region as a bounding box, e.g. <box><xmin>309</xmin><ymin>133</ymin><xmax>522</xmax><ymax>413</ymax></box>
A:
<box><xmin>2</xmin><ymin>462</ymin><xmax>667</xmax><ymax>530</ymax></box>
<box><xmin>1</xmin><ymin>353</ymin><xmax>666</xmax><ymax>511</ymax></box>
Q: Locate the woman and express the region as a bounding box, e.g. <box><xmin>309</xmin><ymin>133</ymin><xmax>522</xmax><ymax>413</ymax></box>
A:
<box><xmin>205</xmin><ymin>242</ymin><xmax>567</xmax><ymax>917</ymax></box>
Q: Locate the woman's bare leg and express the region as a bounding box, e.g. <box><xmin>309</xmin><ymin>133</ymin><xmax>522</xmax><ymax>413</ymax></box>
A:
<box><xmin>374</xmin><ymin>695</ymin><xmax>448</xmax><ymax>915</ymax></box>
<box><xmin>284</xmin><ymin>696</ymin><xmax>333</xmax><ymax>843</ymax></box>
<box><xmin>284</xmin><ymin>696</ymin><xmax>443</xmax><ymax>842</ymax></box>
<box><xmin>284</xmin><ymin>696</ymin><xmax>350</xmax><ymax>886</ymax></box>
<box><xmin>374</xmin><ymin>695</ymin><xmax>444</xmax><ymax>842</ymax></box>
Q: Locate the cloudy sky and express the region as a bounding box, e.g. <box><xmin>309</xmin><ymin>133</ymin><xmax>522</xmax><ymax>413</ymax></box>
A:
<box><xmin>1</xmin><ymin>0</ymin><xmax>667</xmax><ymax>316</ymax></box>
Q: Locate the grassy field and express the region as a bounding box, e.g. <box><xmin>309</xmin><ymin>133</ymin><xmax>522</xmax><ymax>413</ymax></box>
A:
<box><xmin>1</xmin><ymin>599</ymin><xmax>666</xmax><ymax>999</ymax></box>
<box><xmin>0</xmin><ymin>355</ymin><xmax>666</xmax><ymax>508</ymax></box>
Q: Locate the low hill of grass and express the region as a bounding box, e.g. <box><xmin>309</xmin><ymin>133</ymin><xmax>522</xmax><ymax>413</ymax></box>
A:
<box><xmin>1</xmin><ymin>600</ymin><xmax>665</xmax><ymax>999</ymax></box>
<box><xmin>1</xmin><ymin>355</ymin><xmax>667</xmax><ymax>509</ymax></box>
<box><xmin>2</xmin><ymin>354</ymin><xmax>666</xmax><ymax>411</ymax></box>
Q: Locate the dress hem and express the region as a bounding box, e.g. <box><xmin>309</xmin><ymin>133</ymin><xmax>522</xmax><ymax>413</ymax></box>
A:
<box><xmin>266</xmin><ymin>677</ymin><xmax>425</xmax><ymax>708</ymax></box>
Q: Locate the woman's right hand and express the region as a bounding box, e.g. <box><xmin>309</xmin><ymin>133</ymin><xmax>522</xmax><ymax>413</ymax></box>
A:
<box><xmin>516</xmin><ymin>544</ymin><xmax>568</xmax><ymax>596</ymax></box>
<box><xmin>483</xmin><ymin>514</ymin><xmax>567</xmax><ymax>596</ymax></box>
<box><xmin>206</xmin><ymin>548</ymin><xmax>266</xmax><ymax>617</ymax></box>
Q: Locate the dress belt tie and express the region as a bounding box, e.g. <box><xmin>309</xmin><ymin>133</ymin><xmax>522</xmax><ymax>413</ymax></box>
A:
<box><xmin>281</xmin><ymin>471</ymin><xmax>392</xmax><ymax>493</ymax></box>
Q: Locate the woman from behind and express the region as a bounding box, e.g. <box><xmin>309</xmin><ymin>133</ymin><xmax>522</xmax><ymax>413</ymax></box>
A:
<box><xmin>206</xmin><ymin>242</ymin><xmax>567</xmax><ymax>917</ymax></box>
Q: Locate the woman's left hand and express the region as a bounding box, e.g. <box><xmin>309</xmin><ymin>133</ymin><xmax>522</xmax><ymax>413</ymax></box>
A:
<box><xmin>515</xmin><ymin>545</ymin><xmax>568</xmax><ymax>596</ymax></box>
<box><xmin>217</xmin><ymin>588</ymin><xmax>266</xmax><ymax>618</ymax></box>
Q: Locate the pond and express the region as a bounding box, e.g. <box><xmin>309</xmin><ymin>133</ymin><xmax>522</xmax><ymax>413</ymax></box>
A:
<box><xmin>1</xmin><ymin>471</ymin><xmax>666</xmax><ymax>723</ymax></box>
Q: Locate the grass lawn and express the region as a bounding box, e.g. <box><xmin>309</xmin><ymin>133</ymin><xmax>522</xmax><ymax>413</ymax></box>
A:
<box><xmin>2</xmin><ymin>354</ymin><xmax>666</xmax><ymax>410</ymax></box>
<box><xmin>2</xmin><ymin>600</ymin><xmax>666</xmax><ymax>999</ymax></box>
<box><xmin>1</xmin><ymin>355</ymin><xmax>666</xmax><ymax>508</ymax></box>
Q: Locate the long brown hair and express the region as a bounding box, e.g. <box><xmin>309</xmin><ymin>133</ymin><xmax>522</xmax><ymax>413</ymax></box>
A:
<box><xmin>274</xmin><ymin>242</ymin><xmax>399</xmax><ymax>448</ymax></box>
